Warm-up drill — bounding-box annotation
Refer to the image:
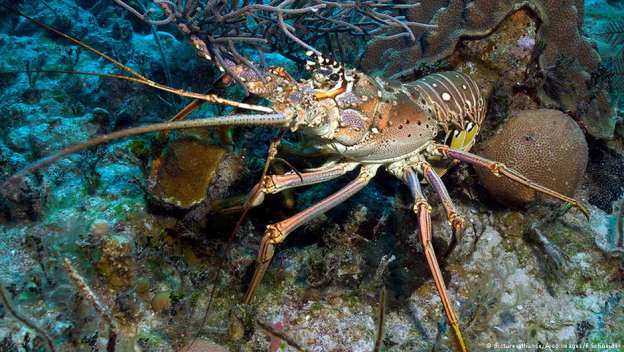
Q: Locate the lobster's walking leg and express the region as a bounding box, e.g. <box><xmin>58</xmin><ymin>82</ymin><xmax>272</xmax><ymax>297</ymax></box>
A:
<box><xmin>436</xmin><ymin>145</ymin><xmax>589</xmax><ymax>218</ymax></box>
<box><xmin>404</xmin><ymin>168</ymin><xmax>468</xmax><ymax>352</ymax></box>
<box><xmin>167</xmin><ymin>72</ymin><xmax>235</xmax><ymax>125</ymax></box>
<box><xmin>246</xmin><ymin>162</ymin><xmax>359</xmax><ymax>208</ymax></box>
<box><xmin>163</xmin><ymin>74</ymin><xmax>253</xmax><ymax>141</ymax></box>
<box><xmin>244</xmin><ymin>164</ymin><xmax>378</xmax><ymax>304</ymax></box>
<box><xmin>421</xmin><ymin>162</ymin><xmax>464</xmax><ymax>258</ymax></box>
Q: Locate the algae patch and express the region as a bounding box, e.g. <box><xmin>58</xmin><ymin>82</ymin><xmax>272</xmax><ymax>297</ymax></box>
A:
<box><xmin>148</xmin><ymin>139</ymin><xmax>226</xmax><ymax>209</ymax></box>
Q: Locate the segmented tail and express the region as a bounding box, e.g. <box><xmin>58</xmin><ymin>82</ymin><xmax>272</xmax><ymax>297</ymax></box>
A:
<box><xmin>405</xmin><ymin>72</ymin><xmax>485</xmax><ymax>132</ymax></box>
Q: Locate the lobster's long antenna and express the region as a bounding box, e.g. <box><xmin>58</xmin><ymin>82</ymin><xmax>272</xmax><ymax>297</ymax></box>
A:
<box><xmin>186</xmin><ymin>129</ymin><xmax>285</xmax><ymax>351</ymax></box>
<box><xmin>5</xmin><ymin>6</ymin><xmax>148</xmax><ymax>81</ymax></box>
<box><xmin>5</xmin><ymin>6</ymin><xmax>273</xmax><ymax>113</ymax></box>
<box><xmin>6</xmin><ymin>69</ymin><xmax>274</xmax><ymax>113</ymax></box>
<box><xmin>2</xmin><ymin>113</ymin><xmax>289</xmax><ymax>188</ymax></box>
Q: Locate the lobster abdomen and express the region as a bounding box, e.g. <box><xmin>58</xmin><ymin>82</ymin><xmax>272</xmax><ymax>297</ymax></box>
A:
<box><xmin>403</xmin><ymin>71</ymin><xmax>486</xmax><ymax>132</ymax></box>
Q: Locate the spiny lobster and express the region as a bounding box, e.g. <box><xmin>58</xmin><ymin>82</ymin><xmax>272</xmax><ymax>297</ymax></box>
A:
<box><xmin>2</xmin><ymin>9</ymin><xmax>590</xmax><ymax>352</ymax></box>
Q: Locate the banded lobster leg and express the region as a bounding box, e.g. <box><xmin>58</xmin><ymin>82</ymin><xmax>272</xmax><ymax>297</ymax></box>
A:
<box><xmin>403</xmin><ymin>167</ymin><xmax>468</xmax><ymax>352</ymax></box>
<box><xmin>435</xmin><ymin>145</ymin><xmax>590</xmax><ymax>218</ymax></box>
<box><xmin>245</xmin><ymin>162</ymin><xmax>359</xmax><ymax>208</ymax></box>
<box><xmin>421</xmin><ymin>162</ymin><xmax>465</xmax><ymax>258</ymax></box>
<box><xmin>243</xmin><ymin>164</ymin><xmax>379</xmax><ymax>304</ymax></box>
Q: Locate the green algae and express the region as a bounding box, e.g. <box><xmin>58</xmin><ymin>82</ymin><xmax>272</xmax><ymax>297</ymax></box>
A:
<box><xmin>137</xmin><ymin>330</ymin><xmax>168</xmax><ymax>350</ymax></box>
<box><xmin>128</xmin><ymin>140</ymin><xmax>151</xmax><ymax>160</ymax></box>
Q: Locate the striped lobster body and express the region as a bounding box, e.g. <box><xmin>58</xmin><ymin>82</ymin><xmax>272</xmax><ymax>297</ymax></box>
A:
<box><xmin>405</xmin><ymin>72</ymin><xmax>486</xmax><ymax>133</ymax></box>
<box><xmin>326</xmin><ymin>71</ymin><xmax>486</xmax><ymax>165</ymax></box>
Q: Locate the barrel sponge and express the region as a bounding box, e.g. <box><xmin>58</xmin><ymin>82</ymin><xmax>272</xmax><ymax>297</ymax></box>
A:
<box><xmin>474</xmin><ymin>109</ymin><xmax>588</xmax><ymax>205</ymax></box>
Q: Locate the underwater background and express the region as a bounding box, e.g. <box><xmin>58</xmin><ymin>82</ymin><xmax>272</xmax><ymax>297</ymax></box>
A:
<box><xmin>0</xmin><ymin>0</ymin><xmax>623</xmax><ymax>351</ymax></box>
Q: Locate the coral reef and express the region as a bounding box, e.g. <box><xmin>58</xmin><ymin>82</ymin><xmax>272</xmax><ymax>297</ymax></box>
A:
<box><xmin>475</xmin><ymin>109</ymin><xmax>588</xmax><ymax>205</ymax></box>
<box><xmin>362</xmin><ymin>0</ymin><xmax>615</xmax><ymax>140</ymax></box>
<box><xmin>585</xmin><ymin>141</ymin><xmax>624</xmax><ymax>211</ymax></box>
<box><xmin>0</xmin><ymin>0</ymin><xmax>622</xmax><ymax>351</ymax></box>
<box><xmin>584</xmin><ymin>0</ymin><xmax>624</xmax><ymax>140</ymax></box>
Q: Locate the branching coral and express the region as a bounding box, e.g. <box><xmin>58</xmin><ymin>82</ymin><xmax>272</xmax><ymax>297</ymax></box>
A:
<box><xmin>113</xmin><ymin>0</ymin><xmax>435</xmax><ymax>68</ymax></box>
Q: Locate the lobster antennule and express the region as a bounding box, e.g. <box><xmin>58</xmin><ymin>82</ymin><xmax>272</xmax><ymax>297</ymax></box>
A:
<box><xmin>2</xmin><ymin>113</ymin><xmax>289</xmax><ymax>188</ymax></box>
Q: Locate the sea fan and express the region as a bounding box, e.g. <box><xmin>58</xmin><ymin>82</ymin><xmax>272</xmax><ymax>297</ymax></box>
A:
<box><xmin>598</xmin><ymin>20</ymin><xmax>624</xmax><ymax>94</ymax></box>
<box><xmin>606</xmin><ymin>57</ymin><xmax>624</xmax><ymax>77</ymax></box>
<box><xmin>606</xmin><ymin>56</ymin><xmax>624</xmax><ymax>93</ymax></box>
<box><xmin>600</xmin><ymin>19</ymin><xmax>624</xmax><ymax>54</ymax></box>
<box><xmin>607</xmin><ymin>0</ymin><xmax>624</xmax><ymax>9</ymax></box>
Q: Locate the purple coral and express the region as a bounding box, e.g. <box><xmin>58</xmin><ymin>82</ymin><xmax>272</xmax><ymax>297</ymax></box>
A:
<box><xmin>509</xmin><ymin>34</ymin><xmax>536</xmax><ymax>60</ymax></box>
<box><xmin>517</xmin><ymin>35</ymin><xmax>536</xmax><ymax>50</ymax></box>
